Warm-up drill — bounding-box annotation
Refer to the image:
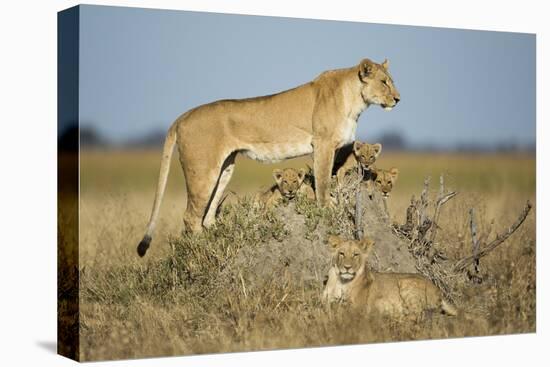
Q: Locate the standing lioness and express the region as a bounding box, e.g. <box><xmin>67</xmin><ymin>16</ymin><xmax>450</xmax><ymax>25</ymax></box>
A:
<box><xmin>137</xmin><ymin>58</ymin><xmax>400</xmax><ymax>256</ymax></box>
<box><xmin>323</xmin><ymin>236</ymin><xmax>457</xmax><ymax>319</ymax></box>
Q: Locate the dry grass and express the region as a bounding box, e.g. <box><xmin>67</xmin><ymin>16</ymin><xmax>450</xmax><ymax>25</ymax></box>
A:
<box><xmin>75</xmin><ymin>150</ymin><xmax>536</xmax><ymax>361</ymax></box>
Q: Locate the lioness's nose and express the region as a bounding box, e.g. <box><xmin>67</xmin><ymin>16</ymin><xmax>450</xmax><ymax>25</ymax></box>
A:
<box><xmin>344</xmin><ymin>264</ymin><xmax>352</xmax><ymax>270</ymax></box>
<box><xmin>394</xmin><ymin>96</ymin><xmax>400</xmax><ymax>104</ymax></box>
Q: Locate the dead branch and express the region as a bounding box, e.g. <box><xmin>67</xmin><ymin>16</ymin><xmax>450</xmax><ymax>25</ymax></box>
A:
<box><xmin>355</xmin><ymin>184</ymin><xmax>364</xmax><ymax>240</ymax></box>
<box><xmin>394</xmin><ymin>195</ymin><xmax>417</xmax><ymax>236</ymax></box>
<box><xmin>453</xmin><ymin>201</ymin><xmax>532</xmax><ymax>272</ymax></box>
<box><xmin>469</xmin><ymin>208</ymin><xmax>481</xmax><ymax>273</ymax></box>
<box><xmin>354</xmin><ymin>164</ymin><xmax>365</xmax><ymax>240</ymax></box>
<box><xmin>382</xmin><ymin>197</ymin><xmax>389</xmax><ymax>218</ymax></box>
<box><xmin>429</xmin><ymin>175</ymin><xmax>458</xmax><ymax>243</ymax></box>
<box><xmin>419</xmin><ymin>177</ymin><xmax>430</xmax><ymax>227</ymax></box>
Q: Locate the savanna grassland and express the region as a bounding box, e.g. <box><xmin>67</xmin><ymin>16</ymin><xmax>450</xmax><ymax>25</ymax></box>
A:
<box><xmin>75</xmin><ymin>149</ymin><xmax>536</xmax><ymax>361</ymax></box>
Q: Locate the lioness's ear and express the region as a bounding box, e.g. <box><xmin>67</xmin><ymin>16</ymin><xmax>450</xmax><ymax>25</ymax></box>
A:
<box><xmin>359</xmin><ymin>58</ymin><xmax>375</xmax><ymax>81</ymax></box>
<box><xmin>359</xmin><ymin>237</ymin><xmax>375</xmax><ymax>253</ymax></box>
<box><xmin>327</xmin><ymin>235</ymin><xmax>342</xmax><ymax>250</ymax></box>
<box><xmin>373</xmin><ymin>143</ymin><xmax>382</xmax><ymax>157</ymax></box>
<box><xmin>389</xmin><ymin>167</ymin><xmax>399</xmax><ymax>181</ymax></box>
<box><xmin>353</xmin><ymin>141</ymin><xmax>363</xmax><ymax>154</ymax></box>
<box><xmin>297</xmin><ymin>168</ymin><xmax>306</xmax><ymax>182</ymax></box>
<box><xmin>382</xmin><ymin>59</ymin><xmax>389</xmax><ymax>71</ymax></box>
<box><xmin>273</xmin><ymin>169</ymin><xmax>283</xmax><ymax>183</ymax></box>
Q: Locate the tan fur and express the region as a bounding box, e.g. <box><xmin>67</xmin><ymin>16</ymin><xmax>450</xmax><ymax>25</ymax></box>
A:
<box><xmin>370</xmin><ymin>167</ymin><xmax>399</xmax><ymax>197</ymax></box>
<box><xmin>322</xmin><ymin>236</ymin><xmax>457</xmax><ymax>319</ymax></box>
<box><xmin>335</xmin><ymin>141</ymin><xmax>382</xmax><ymax>183</ymax></box>
<box><xmin>137</xmin><ymin>58</ymin><xmax>400</xmax><ymax>255</ymax></box>
<box><xmin>255</xmin><ymin>168</ymin><xmax>316</xmax><ymax>209</ymax></box>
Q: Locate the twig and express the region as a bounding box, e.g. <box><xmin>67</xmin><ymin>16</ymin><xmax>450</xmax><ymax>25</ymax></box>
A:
<box><xmin>429</xmin><ymin>175</ymin><xmax>457</xmax><ymax>243</ymax></box>
<box><xmin>355</xmin><ymin>165</ymin><xmax>364</xmax><ymax>240</ymax></box>
<box><xmin>239</xmin><ymin>272</ymin><xmax>248</xmax><ymax>298</ymax></box>
<box><xmin>170</xmin><ymin>241</ymin><xmax>178</xmax><ymax>291</ymax></box>
<box><xmin>454</xmin><ymin>201</ymin><xmax>532</xmax><ymax>272</ymax></box>
<box><xmin>438</xmin><ymin>174</ymin><xmax>445</xmax><ymax>200</ymax></box>
<box><xmin>274</xmin><ymin>293</ymin><xmax>289</xmax><ymax>311</ymax></box>
<box><xmin>419</xmin><ymin>177</ymin><xmax>430</xmax><ymax>225</ymax></box>
<box><xmin>469</xmin><ymin>208</ymin><xmax>480</xmax><ymax>273</ymax></box>
<box><xmin>413</xmin><ymin>177</ymin><xmax>431</xmax><ymax>240</ymax></box>
<box><xmin>429</xmin><ymin>192</ymin><xmax>457</xmax><ymax>242</ymax></box>
<box><xmin>405</xmin><ymin>195</ymin><xmax>416</xmax><ymax>232</ymax></box>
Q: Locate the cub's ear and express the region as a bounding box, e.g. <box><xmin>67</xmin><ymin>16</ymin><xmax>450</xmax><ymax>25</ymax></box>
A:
<box><xmin>358</xmin><ymin>237</ymin><xmax>375</xmax><ymax>253</ymax></box>
<box><xmin>353</xmin><ymin>141</ymin><xmax>363</xmax><ymax>154</ymax></box>
<box><xmin>389</xmin><ymin>167</ymin><xmax>399</xmax><ymax>181</ymax></box>
<box><xmin>381</xmin><ymin>59</ymin><xmax>389</xmax><ymax>71</ymax></box>
<box><xmin>297</xmin><ymin>168</ymin><xmax>306</xmax><ymax>182</ymax></box>
<box><xmin>327</xmin><ymin>235</ymin><xmax>342</xmax><ymax>250</ymax></box>
<box><xmin>359</xmin><ymin>58</ymin><xmax>375</xmax><ymax>81</ymax></box>
<box><xmin>373</xmin><ymin>143</ymin><xmax>382</xmax><ymax>157</ymax></box>
<box><xmin>273</xmin><ymin>169</ymin><xmax>283</xmax><ymax>183</ymax></box>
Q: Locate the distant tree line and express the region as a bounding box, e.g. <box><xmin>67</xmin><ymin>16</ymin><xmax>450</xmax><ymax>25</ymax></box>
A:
<box><xmin>64</xmin><ymin>126</ymin><xmax>535</xmax><ymax>153</ymax></box>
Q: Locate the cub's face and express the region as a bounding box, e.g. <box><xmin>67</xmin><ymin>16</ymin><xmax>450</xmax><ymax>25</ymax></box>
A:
<box><xmin>372</xmin><ymin>167</ymin><xmax>399</xmax><ymax>198</ymax></box>
<box><xmin>328</xmin><ymin>235</ymin><xmax>375</xmax><ymax>282</ymax></box>
<box><xmin>358</xmin><ymin>58</ymin><xmax>400</xmax><ymax>111</ymax></box>
<box><xmin>273</xmin><ymin>168</ymin><xmax>306</xmax><ymax>199</ymax></box>
<box><xmin>353</xmin><ymin>141</ymin><xmax>382</xmax><ymax>168</ymax></box>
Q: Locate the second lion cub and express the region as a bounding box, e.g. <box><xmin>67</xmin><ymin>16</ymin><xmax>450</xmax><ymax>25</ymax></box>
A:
<box><xmin>255</xmin><ymin>168</ymin><xmax>315</xmax><ymax>209</ymax></box>
<box><xmin>334</xmin><ymin>141</ymin><xmax>382</xmax><ymax>183</ymax></box>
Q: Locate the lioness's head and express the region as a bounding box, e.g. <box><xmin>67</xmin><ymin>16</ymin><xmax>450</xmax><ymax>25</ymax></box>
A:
<box><xmin>328</xmin><ymin>235</ymin><xmax>375</xmax><ymax>282</ymax></box>
<box><xmin>358</xmin><ymin>58</ymin><xmax>400</xmax><ymax>110</ymax></box>
<box><xmin>372</xmin><ymin>167</ymin><xmax>399</xmax><ymax>198</ymax></box>
<box><xmin>353</xmin><ymin>141</ymin><xmax>382</xmax><ymax>168</ymax></box>
<box><xmin>273</xmin><ymin>168</ymin><xmax>306</xmax><ymax>199</ymax></box>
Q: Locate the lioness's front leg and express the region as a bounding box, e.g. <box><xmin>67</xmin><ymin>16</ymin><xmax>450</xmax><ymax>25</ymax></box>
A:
<box><xmin>313</xmin><ymin>140</ymin><xmax>336</xmax><ymax>206</ymax></box>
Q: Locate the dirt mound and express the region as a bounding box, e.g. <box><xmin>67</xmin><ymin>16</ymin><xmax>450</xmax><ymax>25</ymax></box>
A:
<box><xmin>215</xmin><ymin>189</ymin><xmax>419</xmax><ymax>294</ymax></box>
<box><xmin>219</xmin><ymin>203</ymin><xmax>331</xmax><ymax>292</ymax></box>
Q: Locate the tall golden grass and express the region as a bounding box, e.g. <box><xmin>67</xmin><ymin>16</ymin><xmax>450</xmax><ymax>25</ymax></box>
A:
<box><xmin>75</xmin><ymin>149</ymin><xmax>535</xmax><ymax>361</ymax></box>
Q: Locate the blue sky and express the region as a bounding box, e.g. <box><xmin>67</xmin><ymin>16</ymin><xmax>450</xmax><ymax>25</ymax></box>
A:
<box><xmin>77</xmin><ymin>5</ymin><xmax>535</xmax><ymax>148</ymax></box>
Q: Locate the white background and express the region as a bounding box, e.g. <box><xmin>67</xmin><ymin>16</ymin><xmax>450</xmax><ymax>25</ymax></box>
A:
<box><xmin>0</xmin><ymin>0</ymin><xmax>546</xmax><ymax>366</ymax></box>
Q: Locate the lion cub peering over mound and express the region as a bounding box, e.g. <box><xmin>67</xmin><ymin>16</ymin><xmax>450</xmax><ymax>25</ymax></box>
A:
<box><xmin>370</xmin><ymin>167</ymin><xmax>399</xmax><ymax>198</ymax></box>
<box><xmin>334</xmin><ymin>141</ymin><xmax>382</xmax><ymax>183</ymax></box>
<box><xmin>322</xmin><ymin>235</ymin><xmax>457</xmax><ymax>319</ymax></box>
<box><xmin>255</xmin><ymin>168</ymin><xmax>316</xmax><ymax>209</ymax></box>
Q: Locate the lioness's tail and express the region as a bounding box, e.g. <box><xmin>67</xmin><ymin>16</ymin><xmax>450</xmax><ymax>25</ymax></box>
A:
<box><xmin>137</xmin><ymin>123</ymin><xmax>178</xmax><ymax>257</ymax></box>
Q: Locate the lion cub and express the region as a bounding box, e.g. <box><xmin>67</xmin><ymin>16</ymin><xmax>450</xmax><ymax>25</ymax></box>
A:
<box><xmin>370</xmin><ymin>167</ymin><xmax>399</xmax><ymax>198</ymax></box>
<box><xmin>334</xmin><ymin>141</ymin><xmax>382</xmax><ymax>183</ymax></box>
<box><xmin>255</xmin><ymin>168</ymin><xmax>315</xmax><ymax>209</ymax></box>
<box><xmin>322</xmin><ymin>235</ymin><xmax>457</xmax><ymax>319</ymax></box>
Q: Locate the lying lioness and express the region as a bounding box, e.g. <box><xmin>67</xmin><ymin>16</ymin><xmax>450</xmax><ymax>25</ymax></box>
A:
<box><xmin>334</xmin><ymin>141</ymin><xmax>382</xmax><ymax>183</ymax></box>
<box><xmin>323</xmin><ymin>235</ymin><xmax>457</xmax><ymax>319</ymax></box>
<box><xmin>255</xmin><ymin>168</ymin><xmax>316</xmax><ymax>209</ymax></box>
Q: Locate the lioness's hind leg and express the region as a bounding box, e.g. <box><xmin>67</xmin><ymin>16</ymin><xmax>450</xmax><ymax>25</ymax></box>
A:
<box><xmin>182</xmin><ymin>155</ymin><xmax>225</xmax><ymax>233</ymax></box>
<box><xmin>203</xmin><ymin>152</ymin><xmax>236</xmax><ymax>227</ymax></box>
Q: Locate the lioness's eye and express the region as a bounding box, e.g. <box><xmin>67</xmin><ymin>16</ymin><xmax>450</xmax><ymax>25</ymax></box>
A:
<box><xmin>387</xmin><ymin>181</ymin><xmax>391</xmax><ymax>184</ymax></box>
<box><xmin>353</xmin><ymin>253</ymin><xmax>359</xmax><ymax>258</ymax></box>
<box><xmin>339</xmin><ymin>252</ymin><xmax>344</xmax><ymax>257</ymax></box>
